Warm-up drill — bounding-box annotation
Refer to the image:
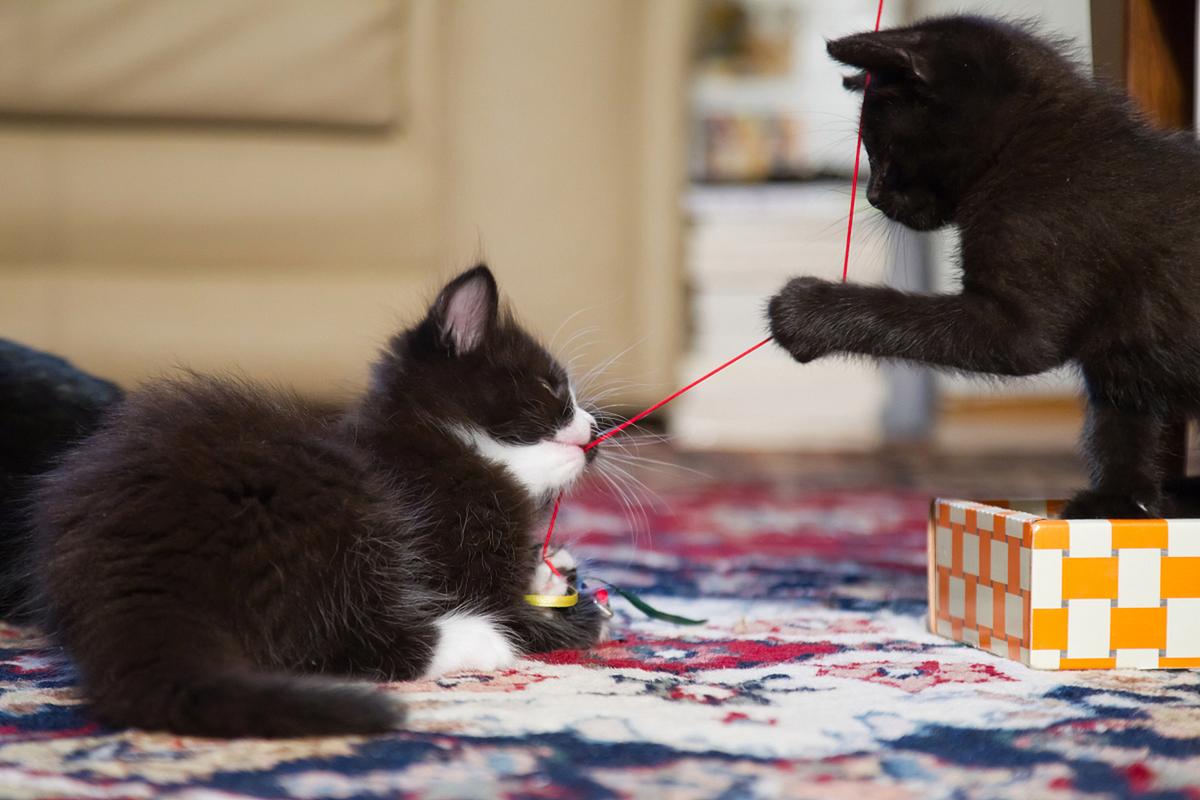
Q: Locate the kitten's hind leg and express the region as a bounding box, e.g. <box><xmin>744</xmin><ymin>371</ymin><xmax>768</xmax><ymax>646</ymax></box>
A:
<box><xmin>1063</xmin><ymin>401</ymin><xmax>1165</xmax><ymax>518</ymax></box>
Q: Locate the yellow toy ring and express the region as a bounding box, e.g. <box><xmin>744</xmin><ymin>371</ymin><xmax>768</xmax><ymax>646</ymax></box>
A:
<box><xmin>523</xmin><ymin>587</ymin><xmax>579</xmax><ymax>608</ymax></box>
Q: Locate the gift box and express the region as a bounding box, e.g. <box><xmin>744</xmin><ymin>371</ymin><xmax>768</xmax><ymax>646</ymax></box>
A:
<box><xmin>928</xmin><ymin>498</ymin><xmax>1200</xmax><ymax>669</ymax></box>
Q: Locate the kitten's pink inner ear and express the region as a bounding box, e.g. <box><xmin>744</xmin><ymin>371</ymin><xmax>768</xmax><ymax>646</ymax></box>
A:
<box><xmin>444</xmin><ymin>278</ymin><xmax>491</xmax><ymax>353</ymax></box>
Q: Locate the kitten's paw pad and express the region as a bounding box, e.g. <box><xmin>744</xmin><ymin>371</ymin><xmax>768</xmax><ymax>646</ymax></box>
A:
<box><xmin>424</xmin><ymin>613</ymin><xmax>518</xmax><ymax>677</ymax></box>
<box><xmin>1061</xmin><ymin>489</ymin><xmax>1161</xmax><ymax>519</ymax></box>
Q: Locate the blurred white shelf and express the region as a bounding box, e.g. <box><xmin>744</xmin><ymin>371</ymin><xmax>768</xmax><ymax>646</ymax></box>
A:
<box><xmin>672</xmin><ymin>183</ymin><xmax>893</xmax><ymax>451</ymax></box>
<box><xmin>689</xmin><ymin>0</ymin><xmax>904</xmax><ymax>177</ymax></box>
<box><xmin>672</xmin><ymin>348</ymin><xmax>888</xmax><ymax>450</ymax></box>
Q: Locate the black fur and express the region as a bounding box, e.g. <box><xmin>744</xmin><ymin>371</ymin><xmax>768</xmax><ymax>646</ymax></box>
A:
<box><xmin>767</xmin><ymin>16</ymin><xmax>1200</xmax><ymax>518</ymax></box>
<box><xmin>26</xmin><ymin>265</ymin><xmax>607</xmax><ymax>737</ymax></box>
<box><xmin>0</xmin><ymin>340</ymin><xmax>122</xmax><ymax>617</ymax></box>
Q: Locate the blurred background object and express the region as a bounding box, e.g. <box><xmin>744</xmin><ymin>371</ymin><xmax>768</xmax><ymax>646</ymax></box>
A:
<box><xmin>0</xmin><ymin>0</ymin><xmax>691</xmax><ymax>407</ymax></box>
<box><xmin>677</xmin><ymin>0</ymin><xmax>1096</xmax><ymax>452</ymax></box>
<box><xmin>0</xmin><ymin>0</ymin><xmax>1189</xmax><ymax>464</ymax></box>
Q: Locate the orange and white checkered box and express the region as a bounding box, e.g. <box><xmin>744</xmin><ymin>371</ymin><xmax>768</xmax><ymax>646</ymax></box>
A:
<box><xmin>929</xmin><ymin>498</ymin><xmax>1200</xmax><ymax>669</ymax></box>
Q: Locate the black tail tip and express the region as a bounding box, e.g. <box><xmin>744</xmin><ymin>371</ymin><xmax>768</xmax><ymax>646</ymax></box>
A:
<box><xmin>222</xmin><ymin>685</ymin><xmax>407</xmax><ymax>738</ymax></box>
<box><xmin>97</xmin><ymin>675</ymin><xmax>408</xmax><ymax>739</ymax></box>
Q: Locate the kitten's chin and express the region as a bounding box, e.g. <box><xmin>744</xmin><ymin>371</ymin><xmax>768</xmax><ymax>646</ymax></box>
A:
<box><xmin>874</xmin><ymin>199</ymin><xmax>951</xmax><ymax>232</ymax></box>
<box><xmin>544</xmin><ymin>442</ymin><xmax>589</xmax><ymax>493</ymax></box>
<box><xmin>897</xmin><ymin>211</ymin><xmax>949</xmax><ymax>232</ymax></box>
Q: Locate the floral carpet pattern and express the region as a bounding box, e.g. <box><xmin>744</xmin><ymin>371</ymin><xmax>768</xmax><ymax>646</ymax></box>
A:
<box><xmin>2</xmin><ymin>482</ymin><xmax>1200</xmax><ymax>799</ymax></box>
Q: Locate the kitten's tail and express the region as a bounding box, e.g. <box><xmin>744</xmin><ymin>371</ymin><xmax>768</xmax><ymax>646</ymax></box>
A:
<box><xmin>94</xmin><ymin>667</ymin><xmax>405</xmax><ymax>738</ymax></box>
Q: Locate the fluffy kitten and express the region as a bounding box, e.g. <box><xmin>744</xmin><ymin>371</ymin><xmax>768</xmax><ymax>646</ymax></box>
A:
<box><xmin>768</xmin><ymin>16</ymin><xmax>1200</xmax><ymax>518</ymax></box>
<box><xmin>0</xmin><ymin>340</ymin><xmax>122</xmax><ymax>618</ymax></box>
<box><xmin>28</xmin><ymin>265</ymin><xmax>608</xmax><ymax>738</ymax></box>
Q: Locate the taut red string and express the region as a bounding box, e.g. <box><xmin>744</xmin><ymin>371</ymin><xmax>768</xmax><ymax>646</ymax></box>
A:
<box><xmin>540</xmin><ymin>336</ymin><xmax>773</xmax><ymax>578</ymax></box>
<box><xmin>843</xmin><ymin>0</ymin><xmax>886</xmax><ymax>281</ymax></box>
<box><xmin>541</xmin><ymin>495</ymin><xmax>564</xmax><ymax>576</ymax></box>
<box><xmin>537</xmin><ymin>0</ymin><xmax>884</xmax><ymax>587</ymax></box>
<box><xmin>584</xmin><ymin>336</ymin><xmax>774</xmax><ymax>452</ymax></box>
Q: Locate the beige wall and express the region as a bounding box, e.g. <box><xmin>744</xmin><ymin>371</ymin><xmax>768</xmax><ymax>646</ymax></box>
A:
<box><xmin>440</xmin><ymin>1</ymin><xmax>689</xmax><ymax>406</ymax></box>
<box><xmin>0</xmin><ymin>1</ymin><xmax>692</xmax><ymax>406</ymax></box>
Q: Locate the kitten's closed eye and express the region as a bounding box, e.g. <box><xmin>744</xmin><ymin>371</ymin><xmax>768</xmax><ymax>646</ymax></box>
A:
<box><xmin>538</xmin><ymin>377</ymin><xmax>567</xmax><ymax>400</ymax></box>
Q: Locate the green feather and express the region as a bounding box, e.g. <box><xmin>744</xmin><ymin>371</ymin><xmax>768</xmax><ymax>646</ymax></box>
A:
<box><xmin>596</xmin><ymin>581</ymin><xmax>707</xmax><ymax>626</ymax></box>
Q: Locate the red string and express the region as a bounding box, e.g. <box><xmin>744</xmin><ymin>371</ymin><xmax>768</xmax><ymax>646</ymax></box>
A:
<box><xmin>585</xmin><ymin>337</ymin><xmax>774</xmax><ymax>452</ymax></box>
<box><xmin>843</xmin><ymin>0</ymin><xmax>886</xmax><ymax>281</ymax></box>
<box><xmin>541</xmin><ymin>336</ymin><xmax>773</xmax><ymax>577</ymax></box>
<box><xmin>542</xmin><ymin>496</ymin><xmax>564</xmax><ymax>577</ymax></box>
<box><xmin>540</xmin><ymin>0</ymin><xmax>884</xmax><ymax>582</ymax></box>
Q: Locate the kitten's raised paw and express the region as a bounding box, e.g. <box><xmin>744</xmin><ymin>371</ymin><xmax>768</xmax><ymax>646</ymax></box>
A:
<box><xmin>1061</xmin><ymin>489</ymin><xmax>1161</xmax><ymax>519</ymax></box>
<box><xmin>767</xmin><ymin>277</ymin><xmax>836</xmax><ymax>363</ymax></box>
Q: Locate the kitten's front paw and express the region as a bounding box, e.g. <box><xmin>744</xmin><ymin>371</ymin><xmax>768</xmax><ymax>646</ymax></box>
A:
<box><xmin>566</xmin><ymin>596</ymin><xmax>611</xmax><ymax>647</ymax></box>
<box><xmin>1061</xmin><ymin>488</ymin><xmax>1161</xmax><ymax>519</ymax></box>
<box><xmin>424</xmin><ymin>614</ymin><xmax>519</xmax><ymax>678</ymax></box>
<box><xmin>767</xmin><ymin>277</ymin><xmax>836</xmax><ymax>363</ymax></box>
<box><xmin>530</xmin><ymin>548</ymin><xmax>577</xmax><ymax>597</ymax></box>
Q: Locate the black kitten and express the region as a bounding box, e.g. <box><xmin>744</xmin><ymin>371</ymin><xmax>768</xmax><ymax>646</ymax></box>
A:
<box><xmin>767</xmin><ymin>16</ymin><xmax>1200</xmax><ymax>518</ymax></box>
<box><xmin>0</xmin><ymin>340</ymin><xmax>122</xmax><ymax>618</ymax></box>
<box><xmin>28</xmin><ymin>265</ymin><xmax>608</xmax><ymax>738</ymax></box>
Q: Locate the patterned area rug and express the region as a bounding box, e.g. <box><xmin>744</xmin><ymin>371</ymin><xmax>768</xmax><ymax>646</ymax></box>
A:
<box><xmin>2</xmin><ymin>480</ymin><xmax>1199</xmax><ymax>799</ymax></box>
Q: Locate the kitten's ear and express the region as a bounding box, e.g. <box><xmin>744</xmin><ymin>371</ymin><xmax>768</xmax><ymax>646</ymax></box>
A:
<box><xmin>827</xmin><ymin>30</ymin><xmax>932</xmax><ymax>84</ymax></box>
<box><xmin>430</xmin><ymin>265</ymin><xmax>499</xmax><ymax>355</ymax></box>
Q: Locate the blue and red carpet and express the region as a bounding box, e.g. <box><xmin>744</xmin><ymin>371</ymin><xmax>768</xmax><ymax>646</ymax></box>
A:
<box><xmin>0</xmin><ymin>476</ymin><xmax>1197</xmax><ymax>798</ymax></box>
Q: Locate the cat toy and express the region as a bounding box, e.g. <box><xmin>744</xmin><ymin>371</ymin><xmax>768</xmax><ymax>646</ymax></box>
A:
<box><xmin>525</xmin><ymin>0</ymin><xmax>886</xmax><ymax>621</ymax></box>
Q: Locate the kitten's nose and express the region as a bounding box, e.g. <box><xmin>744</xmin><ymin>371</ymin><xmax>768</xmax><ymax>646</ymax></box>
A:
<box><xmin>866</xmin><ymin>176</ymin><xmax>884</xmax><ymax>208</ymax></box>
<box><xmin>866</xmin><ymin>159</ymin><xmax>888</xmax><ymax>208</ymax></box>
<box><xmin>554</xmin><ymin>408</ymin><xmax>595</xmax><ymax>448</ymax></box>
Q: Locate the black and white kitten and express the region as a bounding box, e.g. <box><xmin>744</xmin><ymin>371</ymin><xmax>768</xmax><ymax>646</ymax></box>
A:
<box><xmin>768</xmin><ymin>16</ymin><xmax>1200</xmax><ymax>518</ymax></box>
<box><xmin>27</xmin><ymin>265</ymin><xmax>608</xmax><ymax>738</ymax></box>
<box><xmin>0</xmin><ymin>339</ymin><xmax>123</xmax><ymax>618</ymax></box>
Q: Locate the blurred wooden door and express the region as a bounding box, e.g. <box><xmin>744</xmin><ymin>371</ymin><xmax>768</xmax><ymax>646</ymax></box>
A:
<box><xmin>1092</xmin><ymin>0</ymin><xmax>1196</xmax><ymax>476</ymax></box>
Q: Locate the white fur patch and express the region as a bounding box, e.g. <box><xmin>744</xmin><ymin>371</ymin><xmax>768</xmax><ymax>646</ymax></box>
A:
<box><xmin>459</xmin><ymin>406</ymin><xmax>596</xmax><ymax>500</ymax></box>
<box><xmin>423</xmin><ymin>612</ymin><xmax>517</xmax><ymax>677</ymax></box>
<box><xmin>530</xmin><ymin>548</ymin><xmax>578</xmax><ymax>596</ymax></box>
<box><xmin>555</xmin><ymin>405</ymin><xmax>594</xmax><ymax>447</ymax></box>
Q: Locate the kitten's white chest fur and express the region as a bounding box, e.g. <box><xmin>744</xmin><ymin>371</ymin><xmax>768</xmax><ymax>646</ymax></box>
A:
<box><xmin>426</xmin><ymin>401</ymin><xmax>594</xmax><ymax>678</ymax></box>
<box><xmin>458</xmin><ymin>404</ymin><xmax>595</xmax><ymax>499</ymax></box>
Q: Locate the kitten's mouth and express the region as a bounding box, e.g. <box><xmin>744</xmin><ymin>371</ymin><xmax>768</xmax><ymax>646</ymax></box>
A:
<box><xmin>550</xmin><ymin>410</ymin><xmax>600</xmax><ymax>467</ymax></box>
<box><xmin>552</xmin><ymin>439</ymin><xmax>598</xmax><ymax>465</ymax></box>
